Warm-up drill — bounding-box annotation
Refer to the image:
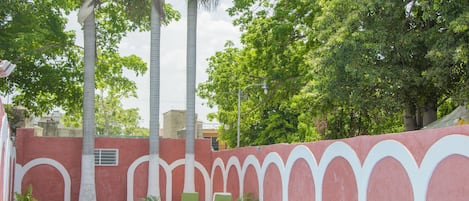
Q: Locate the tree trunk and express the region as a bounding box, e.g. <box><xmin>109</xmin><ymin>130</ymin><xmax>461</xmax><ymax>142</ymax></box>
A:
<box><xmin>403</xmin><ymin>102</ymin><xmax>418</xmax><ymax>131</ymax></box>
<box><xmin>79</xmin><ymin>10</ymin><xmax>97</xmax><ymax>201</ymax></box>
<box><xmin>184</xmin><ymin>0</ymin><xmax>197</xmax><ymax>193</ymax></box>
<box><xmin>422</xmin><ymin>96</ymin><xmax>437</xmax><ymax>127</ymax></box>
<box><xmin>147</xmin><ymin>0</ymin><xmax>162</xmax><ymax>198</ymax></box>
<box><xmin>416</xmin><ymin>106</ymin><xmax>423</xmax><ymax>129</ymax></box>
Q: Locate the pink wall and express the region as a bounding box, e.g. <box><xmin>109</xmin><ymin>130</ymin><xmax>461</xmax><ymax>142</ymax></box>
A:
<box><xmin>12</xmin><ymin>125</ymin><xmax>469</xmax><ymax>201</ymax></box>
<box><xmin>211</xmin><ymin>126</ymin><xmax>469</xmax><ymax>201</ymax></box>
<box><xmin>0</xmin><ymin>100</ymin><xmax>15</xmax><ymax>201</ymax></box>
<box><xmin>15</xmin><ymin>131</ymin><xmax>212</xmax><ymax>201</ymax></box>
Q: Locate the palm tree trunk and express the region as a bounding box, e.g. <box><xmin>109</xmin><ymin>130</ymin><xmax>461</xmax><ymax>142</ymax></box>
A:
<box><xmin>184</xmin><ymin>0</ymin><xmax>197</xmax><ymax>193</ymax></box>
<box><xmin>148</xmin><ymin>0</ymin><xmax>162</xmax><ymax>198</ymax></box>
<box><xmin>79</xmin><ymin>10</ymin><xmax>97</xmax><ymax>201</ymax></box>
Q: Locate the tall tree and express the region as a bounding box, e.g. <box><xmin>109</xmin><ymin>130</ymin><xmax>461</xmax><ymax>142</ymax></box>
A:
<box><xmin>114</xmin><ymin>0</ymin><xmax>179</xmax><ymax>197</ymax></box>
<box><xmin>200</xmin><ymin>0</ymin><xmax>318</xmax><ymax>147</ymax></box>
<box><xmin>185</xmin><ymin>0</ymin><xmax>219</xmax><ymax>193</ymax></box>
<box><xmin>0</xmin><ymin>0</ymin><xmax>82</xmax><ymax>115</ymax></box>
<box><xmin>309</xmin><ymin>0</ymin><xmax>468</xmax><ymax>131</ymax></box>
<box><xmin>1</xmin><ymin>0</ymin><xmax>180</xmax><ymax>118</ymax></box>
<box><xmin>200</xmin><ymin>0</ymin><xmax>468</xmax><ymax>145</ymax></box>
<box><xmin>78</xmin><ymin>0</ymin><xmax>97</xmax><ymax>200</ymax></box>
<box><xmin>148</xmin><ymin>0</ymin><xmax>165</xmax><ymax>198</ymax></box>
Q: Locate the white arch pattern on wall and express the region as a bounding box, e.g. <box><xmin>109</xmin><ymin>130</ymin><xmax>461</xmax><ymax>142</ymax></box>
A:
<box><xmin>15</xmin><ymin>158</ymin><xmax>71</xmax><ymax>201</ymax></box>
<box><xmin>212</xmin><ymin>134</ymin><xmax>469</xmax><ymax>201</ymax></box>
<box><xmin>127</xmin><ymin>156</ymin><xmax>211</xmax><ymax>201</ymax></box>
<box><xmin>259</xmin><ymin>152</ymin><xmax>284</xmax><ymax>201</ymax></box>
<box><xmin>239</xmin><ymin>155</ymin><xmax>261</xmax><ymax>199</ymax></box>
<box><xmin>225</xmin><ymin>156</ymin><xmax>243</xmax><ymax>193</ymax></box>
<box><xmin>284</xmin><ymin>145</ymin><xmax>319</xmax><ymax>201</ymax></box>
<box><xmin>1</xmin><ymin>114</ymin><xmax>15</xmax><ymax>201</ymax></box>
<box><xmin>12</xmin><ymin>133</ymin><xmax>469</xmax><ymax>201</ymax></box>
<box><xmin>210</xmin><ymin>158</ymin><xmax>225</xmax><ymax>192</ymax></box>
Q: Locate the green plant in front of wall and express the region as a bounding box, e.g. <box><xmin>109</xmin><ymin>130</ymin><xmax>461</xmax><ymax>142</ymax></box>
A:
<box><xmin>140</xmin><ymin>195</ymin><xmax>159</xmax><ymax>201</ymax></box>
<box><xmin>15</xmin><ymin>184</ymin><xmax>37</xmax><ymax>201</ymax></box>
<box><xmin>236</xmin><ymin>192</ymin><xmax>259</xmax><ymax>201</ymax></box>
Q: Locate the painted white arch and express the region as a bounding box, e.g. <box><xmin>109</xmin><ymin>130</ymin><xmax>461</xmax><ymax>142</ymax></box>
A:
<box><xmin>360</xmin><ymin>140</ymin><xmax>417</xmax><ymax>201</ymax></box>
<box><xmin>168</xmin><ymin>159</ymin><xmax>211</xmax><ymax>201</ymax></box>
<box><xmin>225</xmin><ymin>156</ymin><xmax>242</xmax><ymax>192</ymax></box>
<box><xmin>317</xmin><ymin>141</ymin><xmax>361</xmax><ymax>201</ymax></box>
<box><xmin>240</xmin><ymin>155</ymin><xmax>261</xmax><ymax>200</ymax></box>
<box><xmin>360</xmin><ymin>135</ymin><xmax>469</xmax><ymax>201</ymax></box>
<box><xmin>127</xmin><ymin>156</ymin><xmax>211</xmax><ymax>201</ymax></box>
<box><xmin>210</xmin><ymin>157</ymin><xmax>226</xmax><ymax>193</ymax></box>
<box><xmin>418</xmin><ymin>134</ymin><xmax>469</xmax><ymax>201</ymax></box>
<box><xmin>16</xmin><ymin>158</ymin><xmax>71</xmax><ymax>201</ymax></box>
<box><xmin>284</xmin><ymin>145</ymin><xmax>319</xmax><ymax>201</ymax></box>
<box><xmin>159</xmin><ymin>159</ymin><xmax>172</xmax><ymax>201</ymax></box>
<box><xmin>259</xmin><ymin>152</ymin><xmax>285</xmax><ymax>201</ymax></box>
<box><xmin>127</xmin><ymin>155</ymin><xmax>149</xmax><ymax>201</ymax></box>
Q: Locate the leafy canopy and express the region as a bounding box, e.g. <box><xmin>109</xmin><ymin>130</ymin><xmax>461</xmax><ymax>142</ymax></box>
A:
<box><xmin>199</xmin><ymin>0</ymin><xmax>468</xmax><ymax>147</ymax></box>
<box><xmin>1</xmin><ymin>0</ymin><xmax>180</xmax><ymax>135</ymax></box>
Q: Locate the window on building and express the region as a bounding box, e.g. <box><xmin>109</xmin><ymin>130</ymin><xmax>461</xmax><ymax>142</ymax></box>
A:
<box><xmin>204</xmin><ymin>137</ymin><xmax>219</xmax><ymax>151</ymax></box>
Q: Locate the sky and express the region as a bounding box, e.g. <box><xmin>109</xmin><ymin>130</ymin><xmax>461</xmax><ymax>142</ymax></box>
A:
<box><xmin>68</xmin><ymin>0</ymin><xmax>241</xmax><ymax>128</ymax></box>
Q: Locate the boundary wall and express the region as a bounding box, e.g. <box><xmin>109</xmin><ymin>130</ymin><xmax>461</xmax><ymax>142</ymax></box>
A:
<box><xmin>211</xmin><ymin>126</ymin><xmax>469</xmax><ymax>201</ymax></box>
<box><xmin>0</xmin><ymin>100</ymin><xmax>16</xmax><ymax>201</ymax></box>
<box><xmin>12</xmin><ymin>126</ymin><xmax>469</xmax><ymax>201</ymax></box>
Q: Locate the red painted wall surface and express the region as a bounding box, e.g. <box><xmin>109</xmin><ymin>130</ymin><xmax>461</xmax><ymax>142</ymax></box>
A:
<box><xmin>15</xmin><ymin>130</ymin><xmax>212</xmax><ymax>201</ymax></box>
<box><xmin>13</xmin><ymin>125</ymin><xmax>469</xmax><ymax>201</ymax></box>
<box><xmin>211</xmin><ymin>126</ymin><xmax>469</xmax><ymax>201</ymax></box>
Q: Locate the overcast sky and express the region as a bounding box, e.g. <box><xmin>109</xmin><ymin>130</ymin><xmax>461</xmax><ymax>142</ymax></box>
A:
<box><xmin>68</xmin><ymin>0</ymin><xmax>241</xmax><ymax>128</ymax></box>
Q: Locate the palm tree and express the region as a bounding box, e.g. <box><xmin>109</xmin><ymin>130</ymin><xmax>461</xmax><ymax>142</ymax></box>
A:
<box><xmin>148</xmin><ymin>0</ymin><xmax>165</xmax><ymax>198</ymax></box>
<box><xmin>184</xmin><ymin>0</ymin><xmax>219</xmax><ymax>193</ymax></box>
<box><xmin>78</xmin><ymin>0</ymin><xmax>97</xmax><ymax>200</ymax></box>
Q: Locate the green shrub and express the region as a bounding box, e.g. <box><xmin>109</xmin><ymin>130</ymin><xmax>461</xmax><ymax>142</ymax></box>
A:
<box><xmin>237</xmin><ymin>192</ymin><xmax>258</xmax><ymax>201</ymax></box>
<box><xmin>15</xmin><ymin>184</ymin><xmax>37</xmax><ymax>201</ymax></box>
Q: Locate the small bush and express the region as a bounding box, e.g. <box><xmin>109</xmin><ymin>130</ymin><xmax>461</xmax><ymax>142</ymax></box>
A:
<box><xmin>15</xmin><ymin>184</ymin><xmax>37</xmax><ymax>201</ymax></box>
<box><xmin>237</xmin><ymin>192</ymin><xmax>258</xmax><ymax>201</ymax></box>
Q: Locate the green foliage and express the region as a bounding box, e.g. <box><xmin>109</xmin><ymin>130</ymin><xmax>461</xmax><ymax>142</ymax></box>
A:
<box><xmin>1</xmin><ymin>1</ymin><xmax>180</xmax><ymax>135</ymax></box>
<box><xmin>199</xmin><ymin>0</ymin><xmax>469</xmax><ymax>146</ymax></box>
<box><xmin>15</xmin><ymin>184</ymin><xmax>37</xmax><ymax>201</ymax></box>
<box><xmin>95</xmin><ymin>0</ymin><xmax>180</xmax><ymax>51</ymax></box>
<box><xmin>236</xmin><ymin>192</ymin><xmax>258</xmax><ymax>201</ymax></box>
<box><xmin>4</xmin><ymin>104</ymin><xmax>30</xmax><ymax>132</ymax></box>
<box><xmin>62</xmin><ymin>50</ymin><xmax>149</xmax><ymax>136</ymax></box>
<box><xmin>0</xmin><ymin>0</ymin><xmax>82</xmax><ymax>115</ymax></box>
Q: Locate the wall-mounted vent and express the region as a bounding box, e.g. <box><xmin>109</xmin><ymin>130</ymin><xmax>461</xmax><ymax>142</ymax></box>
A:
<box><xmin>94</xmin><ymin>149</ymin><xmax>118</xmax><ymax>166</ymax></box>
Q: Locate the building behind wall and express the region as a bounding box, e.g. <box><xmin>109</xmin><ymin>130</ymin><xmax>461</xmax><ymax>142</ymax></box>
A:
<box><xmin>163</xmin><ymin>110</ymin><xmax>227</xmax><ymax>150</ymax></box>
<box><xmin>163</xmin><ymin>110</ymin><xmax>202</xmax><ymax>139</ymax></box>
<box><xmin>9</xmin><ymin>107</ymin><xmax>227</xmax><ymax>149</ymax></box>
